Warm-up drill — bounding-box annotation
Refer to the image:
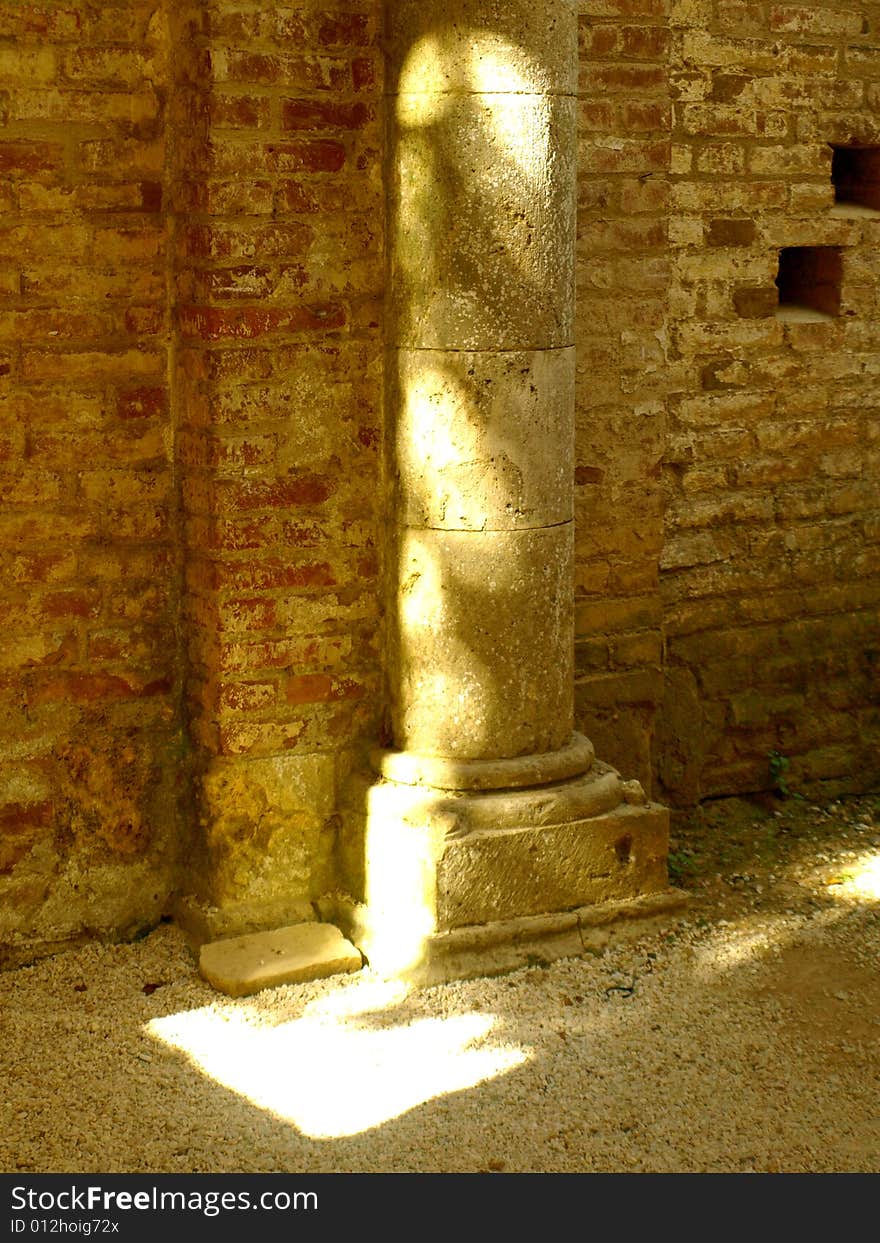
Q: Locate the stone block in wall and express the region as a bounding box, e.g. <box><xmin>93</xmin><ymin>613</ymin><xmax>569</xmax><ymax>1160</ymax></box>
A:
<box><xmin>184</xmin><ymin>752</ymin><xmax>339</xmax><ymax>938</ymax></box>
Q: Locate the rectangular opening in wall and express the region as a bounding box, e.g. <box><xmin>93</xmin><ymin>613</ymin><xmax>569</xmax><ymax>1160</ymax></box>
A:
<box><xmin>831</xmin><ymin>145</ymin><xmax>880</xmax><ymax>214</ymax></box>
<box><xmin>775</xmin><ymin>246</ymin><xmax>842</xmax><ymax>321</ymax></box>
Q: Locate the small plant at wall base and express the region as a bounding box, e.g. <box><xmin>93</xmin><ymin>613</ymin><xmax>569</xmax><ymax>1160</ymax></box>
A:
<box><xmin>768</xmin><ymin>749</ymin><xmax>803</xmax><ymax>800</ymax></box>
<box><xmin>667</xmin><ymin>848</ymin><xmax>696</xmax><ymax>884</ymax></box>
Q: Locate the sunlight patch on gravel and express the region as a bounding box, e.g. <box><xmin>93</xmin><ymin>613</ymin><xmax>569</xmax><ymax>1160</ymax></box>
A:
<box><xmin>2</xmin><ymin>796</ymin><xmax>879</xmax><ymax>1173</ymax></box>
<box><xmin>147</xmin><ymin>995</ymin><xmax>530</xmax><ymax>1139</ymax></box>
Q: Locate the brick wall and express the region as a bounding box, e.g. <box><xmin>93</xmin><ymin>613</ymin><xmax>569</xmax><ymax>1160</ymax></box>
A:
<box><xmin>574</xmin><ymin>0</ymin><xmax>671</xmax><ymax>792</ymax></box>
<box><xmin>172</xmin><ymin>1</ymin><xmax>385</xmax><ymax>932</ymax></box>
<box><xmin>2</xmin><ymin>0</ymin><xmax>878</xmax><ymax>961</ymax></box>
<box><xmin>0</xmin><ymin>1</ymin><xmax>179</xmax><ymax>963</ymax></box>
<box><xmin>658</xmin><ymin>0</ymin><xmax>880</xmax><ymax>804</ymax></box>
<box><xmin>0</xmin><ymin>0</ymin><xmax>387</xmax><ymax>955</ymax></box>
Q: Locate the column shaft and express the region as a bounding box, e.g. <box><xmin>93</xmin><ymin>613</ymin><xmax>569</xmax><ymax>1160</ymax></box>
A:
<box><xmin>385</xmin><ymin>0</ymin><xmax>582</xmax><ymax>776</ymax></box>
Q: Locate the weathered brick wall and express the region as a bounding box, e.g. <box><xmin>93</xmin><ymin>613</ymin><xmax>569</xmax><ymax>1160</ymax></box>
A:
<box><xmin>172</xmin><ymin>1</ymin><xmax>385</xmax><ymax>934</ymax></box>
<box><xmin>0</xmin><ymin>0</ymin><xmax>387</xmax><ymax>955</ymax></box>
<box><xmin>658</xmin><ymin>0</ymin><xmax>880</xmax><ymax>804</ymax></box>
<box><xmin>574</xmin><ymin>0</ymin><xmax>671</xmax><ymax>792</ymax></box>
<box><xmin>0</xmin><ymin>1</ymin><xmax>179</xmax><ymax>963</ymax></box>
<box><xmin>3</xmin><ymin>0</ymin><xmax>878</xmax><ymax>961</ymax></box>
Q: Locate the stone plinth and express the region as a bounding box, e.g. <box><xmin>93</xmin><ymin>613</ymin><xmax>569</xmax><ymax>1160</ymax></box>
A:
<box><xmin>337</xmin><ymin>764</ymin><xmax>676</xmax><ymax>978</ymax></box>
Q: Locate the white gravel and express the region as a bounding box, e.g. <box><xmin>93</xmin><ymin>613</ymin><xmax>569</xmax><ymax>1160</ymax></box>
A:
<box><xmin>2</xmin><ymin>795</ymin><xmax>878</xmax><ymax>1174</ymax></box>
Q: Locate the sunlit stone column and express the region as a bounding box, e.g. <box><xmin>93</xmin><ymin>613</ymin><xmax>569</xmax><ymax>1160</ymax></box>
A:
<box><xmin>380</xmin><ymin>0</ymin><xmax>588</xmax><ymax>788</ymax></box>
<box><xmin>337</xmin><ymin>0</ymin><xmax>673</xmax><ymax>977</ymax></box>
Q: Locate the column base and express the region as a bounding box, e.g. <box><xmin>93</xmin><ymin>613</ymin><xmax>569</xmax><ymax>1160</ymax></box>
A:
<box><xmin>334</xmin><ymin>760</ymin><xmax>681</xmax><ymax>978</ymax></box>
<box><xmin>326</xmin><ymin>889</ymin><xmax>688</xmax><ymax>986</ymax></box>
<box><xmin>371</xmin><ymin>732</ymin><xmax>595</xmax><ymax>790</ymax></box>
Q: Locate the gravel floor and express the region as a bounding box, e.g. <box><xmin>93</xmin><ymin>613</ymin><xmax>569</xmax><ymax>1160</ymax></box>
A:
<box><xmin>2</xmin><ymin>794</ymin><xmax>879</xmax><ymax>1174</ymax></box>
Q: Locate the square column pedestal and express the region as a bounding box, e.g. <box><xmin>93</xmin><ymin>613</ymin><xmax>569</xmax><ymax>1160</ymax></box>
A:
<box><xmin>328</xmin><ymin>750</ymin><xmax>686</xmax><ymax>984</ymax></box>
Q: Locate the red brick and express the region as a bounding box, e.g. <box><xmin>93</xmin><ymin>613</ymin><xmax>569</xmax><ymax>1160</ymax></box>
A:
<box><xmin>7</xmin><ymin>551</ymin><xmax>76</xmax><ymax>585</ymax></box>
<box><xmin>22</xmin><ymin>350</ymin><xmax>164</xmax><ymax>383</ymax></box>
<box><xmin>41</xmin><ymin>591</ymin><xmax>102</xmax><ymax>620</ymax></box>
<box><xmin>30</xmin><ymin>673</ymin><xmax>170</xmax><ymax>706</ymax></box>
<box><xmin>281</xmin><ymin>99</ymin><xmax>372</xmax><ymax>132</ymax></box>
<box><xmin>88</xmin><ymin>626</ymin><xmax>168</xmax><ymax>663</ymax></box>
<box><xmin>181</xmin><ymin>221</ymin><xmax>313</xmax><ymax>261</ymax></box>
<box><xmin>0</xmin><ymin>140</ymin><xmax>62</xmax><ymax>175</ymax></box>
<box><xmin>60</xmin><ymin>46</ymin><xmax>150</xmax><ymax>88</ymax></box>
<box><xmin>317</xmin><ymin>14</ymin><xmax>371</xmax><ymax>47</ymax></box>
<box><xmin>218</xmin><ymin>681</ymin><xmax>279</xmax><ymax>713</ymax></box>
<box><xmin>9</xmin><ymin>87</ymin><xmax>159</xmax><ymax>125</ymax></box>
<box><xmin>583</xmin><ymin>26</ymin><xmax>620</xmax><ymax>57</ymax></box>
<box><xmin>286</xmin><ymin>673</ymin><xmax>364</xmax><ymax>705</ymax></box>
<box><xmin>588</xmin><ymin>64</ymin><xmax>667</xmax><ymax>92</ymax></box>
<box><xmin>222</xmin><ymin>474</ymin><xmax>337</xmax><ymax>512</ymax></box>
<box><xmin>116</xmin><ymin>387</ymin><xmax>168</xmax><ymax>421</ymax></box>
<box><xmin>0</xmin><ymin>801</ymin><xmax>53</xmax><ymax>832</ymax></box>
<box><xmin>620</xmin><ymin>26</ymin><xmax>670</xmax><ymax>58</ymax></box>
<box><xmin>221</xmin><ymin>139</ymin><xmax>347</xmax><ymax>175</ymax></box>
<box><xmin>212</xmin><ymin>596</ymin><xmax>278</xmax><ymax>634</ymax></box>
<box><xmin>139</xmin><ymin>180</ymin><xmax>163</xmax><ymax>211</ymax></box>
<box><xmin>215</xmin><ymin>51</ymin><xmax>352</xmax><ymax>91</ymax></box>
<box><xmin>178</xmin><ymin>304</ymin><xmax>347</xmax><ymax>340</ymax></box>
<box><xmin>706</xmin><ymin>218</ymin><xmax>758</xmax><ymax>246</ymax></box>
<box><xmin>0</xmin><ymin>8</ymin><xmax>81</xmax><ymax>41</ymax></box>
<box><xmin>583</xmin><ymin>139</ymin><xmax>669</xmax><ymax>174</ymax></box>
<box><xmin>219</xmin><ymin>635</ymin><xmax>351</xmax><ymax>674</ymax></box>
<box><xmin>209</xmin><ymin>558</ymin><xmax>337</xmax><ymax>593</ymax></box>
<box><xmin>208</xmin><ymin>95</ymin><xmax>272</xmax><ymax>129</ymax></box>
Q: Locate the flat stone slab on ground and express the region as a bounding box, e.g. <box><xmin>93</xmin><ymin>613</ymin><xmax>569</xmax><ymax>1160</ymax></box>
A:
<box><xmin>199</xmin><ymin>923</ymin><xmax>362</xmax><ymax>997</ymax></box>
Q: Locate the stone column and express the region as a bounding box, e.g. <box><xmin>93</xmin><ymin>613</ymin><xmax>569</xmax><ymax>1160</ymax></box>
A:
<box><xmin>338</xmin><ymin>0</ymin><xmax>674</xmax><ymax>977</ymax></box>
<box><xmin>381</xmin><ymin>0</ymin><xmax>588</xmax><ymax>789</ymax></box>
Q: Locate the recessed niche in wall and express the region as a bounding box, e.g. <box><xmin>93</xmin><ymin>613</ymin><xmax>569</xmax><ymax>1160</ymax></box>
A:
<box><xmin>774</xmin><ymin>246</ymin><xmax>842</xmax><ymax>321</ymax></box>
<box><xmin>830</xmin><ymin>145</ymin><xmax>880</xmax><ymax>215</ymax></box>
